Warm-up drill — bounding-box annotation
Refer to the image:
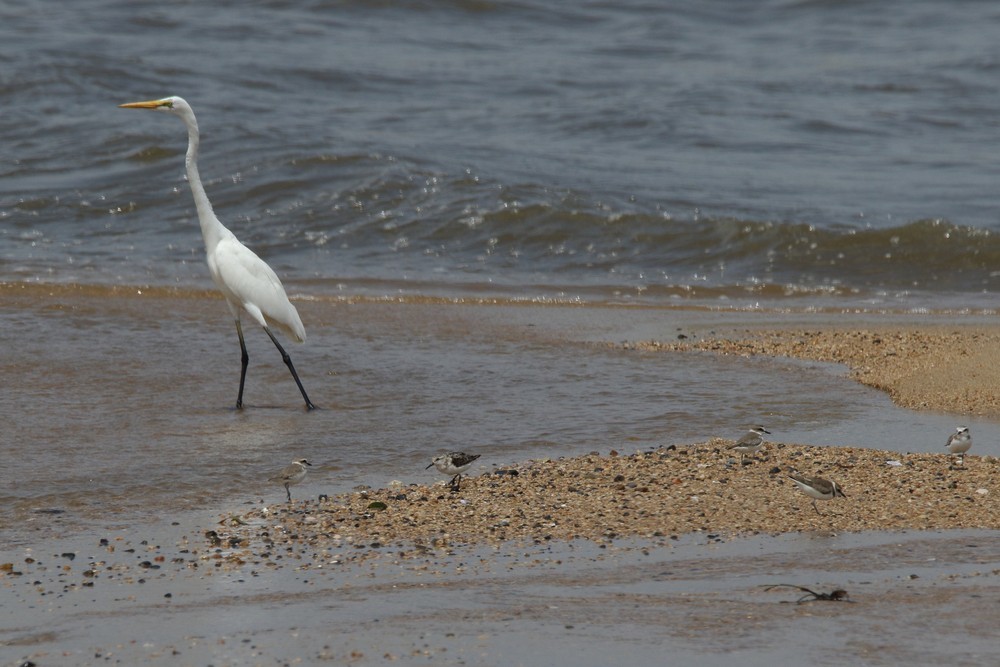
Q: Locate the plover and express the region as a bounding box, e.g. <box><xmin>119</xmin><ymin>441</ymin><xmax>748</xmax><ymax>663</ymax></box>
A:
<box><xmin>426</xmin><ymin>452</ymin><xmax>481</xmax><ymax>491</ymax></box>
<box><xmin>269</xmin><ymin>459</ymin><xmax>312</xmax><ymax>502</ymax></box>
<box><xmin>945</xmin><ymin>426</ymin><xmax>972</xmax><ymax>467</ymax></box>
<box><xmin>788</xmin><ymin>472</ymin><xmax>846</xmax><ymax>515</ymax></box>
<box><xmin>727</xmin><ymin>426</ymin><xmax>770</xmax><ymax>464</ymax></box>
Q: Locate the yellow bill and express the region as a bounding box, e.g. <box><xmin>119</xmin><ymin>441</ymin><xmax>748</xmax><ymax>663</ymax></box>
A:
<box><xmin>119</xmin><ymin>98</ymin><xmax>173</xmax><ymax>110</ymax></box>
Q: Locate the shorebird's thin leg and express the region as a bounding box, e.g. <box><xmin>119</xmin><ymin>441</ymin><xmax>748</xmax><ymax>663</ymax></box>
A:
<box><xmin>812</xmin><ymin>500</ymin><xmax>823</xmax><ymax>516</ymax></box>
<box><xmin>264</xmin><ymin>327</ymin><xmax>316</xmax><ymax>411</ymax></box>
<box><xmin>285</xmin><ymin>483</ymin><xmax>292</xmax><ymax>502</ymax></box>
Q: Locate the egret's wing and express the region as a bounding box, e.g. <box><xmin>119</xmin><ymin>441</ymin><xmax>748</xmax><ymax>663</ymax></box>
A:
<box><xmin>211</xmin><ymin>238</ymin><xmax>306</xmax><ymax>342</ymax></box>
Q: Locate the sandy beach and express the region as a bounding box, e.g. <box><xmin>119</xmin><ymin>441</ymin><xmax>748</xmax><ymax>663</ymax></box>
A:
<box><xmin>12</xmin><ymin>0</ymin><xmax>1000</xmax><ymax>660</ymax></box>
<box><xmin>5</xmin><ymin>303</ymin><xmax>1000</xmax><ymax>666</ymax></box>
<box><xmin>220</xmin><ymin>441</ymin><xmax>1000</xmax><ymax>564</ymax></box>
<box><xmin>627</xmin><ymin>326</ymin><xmax>1000</xmax><ymax>416</ymax></box>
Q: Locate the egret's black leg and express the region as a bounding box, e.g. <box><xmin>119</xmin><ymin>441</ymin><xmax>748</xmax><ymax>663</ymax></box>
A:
<box><xmin>235</xmin><ymin>320</ymin><xmax>250</xmax><ymax>410</ymax></box>
<box><xmin>264</xmin><ymin>327</ymin><xmax>316</xmax><ymax>410</ymax></box>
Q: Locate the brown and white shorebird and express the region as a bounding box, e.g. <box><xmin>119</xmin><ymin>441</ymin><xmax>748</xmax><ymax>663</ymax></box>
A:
<box><xmin>426</xmin><ymin>452</ymin><xmax>480</xmax><ymax>491</ymax></box>
<box><xmin>945</xmin><ymin>426</ymin><xmax>972</xmax><ymax>467</ymax></box>
<box><xmin>727</xmin><ymin>426</ymin><xmax>770</xmax><ymax>464</ymax></box>
<box><xmin>269</xmin><ymin>458</ymin><xmax>312</xmax><ymax>502</ymax></box>
<box><xmin>788</xmin><ymin>472</ymin><xmax>846</xmax><ymax>515</ymax></box>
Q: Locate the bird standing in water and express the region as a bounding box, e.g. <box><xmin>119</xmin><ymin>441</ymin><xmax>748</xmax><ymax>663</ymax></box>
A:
<box><xmin>120</xmin><ymin>96</ymin><xmax>315</xmax><ymax>410</ymax></box>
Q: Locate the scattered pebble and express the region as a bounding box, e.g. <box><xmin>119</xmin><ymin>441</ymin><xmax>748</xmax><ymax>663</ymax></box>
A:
<box><xmin>203</xmin><ymin>443</ymin><xmax>1000</xmax><ymax>563</ymax></box>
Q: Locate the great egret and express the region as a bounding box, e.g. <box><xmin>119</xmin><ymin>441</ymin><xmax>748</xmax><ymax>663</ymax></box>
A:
<box><xmin>119</xmin><ymin>96</ymin><xmax>315</xmax><ymax>410</ymax></box>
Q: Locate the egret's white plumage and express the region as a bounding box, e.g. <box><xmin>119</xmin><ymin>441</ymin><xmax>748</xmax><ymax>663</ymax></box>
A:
<box><xmin>120</xmin><ymin>96</ymin><xmax>314</xmax><ymax>410</ymax></box>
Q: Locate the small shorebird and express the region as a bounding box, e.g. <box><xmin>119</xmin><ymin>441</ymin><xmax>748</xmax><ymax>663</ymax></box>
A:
<box><xmin>727</xmin><ymin>426</ymin><xmax>770</xmax><ymax>464</ymax></box>
<box><xmin>945</xmin><ymin>426</ymin><xmax>972</xmax><ymax>467</ymax></box>
<box><xmin>788</xmin><ymin>472</ymin><xmax>846</xmax><ymax>515</ymax></box>
<box><xmin>426</xmin><ymin>452</ymin><xmax>480</xmax><ymax>491</ymax></box>
<box><xmin>269</xmin><ymin>459</ymin><xmax>312</xmax><ymax>502</ymax></box>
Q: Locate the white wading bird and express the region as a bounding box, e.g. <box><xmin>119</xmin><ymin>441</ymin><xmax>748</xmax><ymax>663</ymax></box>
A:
<box><xmin>120</xmin><ymin>96</ymin><xmax>315</xmax><ymax>410</ymax></box>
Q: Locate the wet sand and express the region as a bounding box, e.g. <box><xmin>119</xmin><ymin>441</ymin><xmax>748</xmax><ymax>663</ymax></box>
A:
<box><xmin>4</xmin><ymin>498</ymin><xmax>1000</xmax><ymax>666</ymax></box>
<box><xmin>222</xmin><ymin>442</ymin><xmax>1000</xmax><ymax>558</ymax></box>
<box><xmin>5</xmin><ymin>293</ymin><xmax>1000</xmax><ymax>665</ymax></box>
<box><xmin>627</xmin><ymin>326</ymin><xmax>1000</xmax><ymax>416</ymax></box>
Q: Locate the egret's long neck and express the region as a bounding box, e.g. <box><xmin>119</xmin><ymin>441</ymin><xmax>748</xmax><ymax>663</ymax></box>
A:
<box><xmin>183</xmin><ymin>115</ymin><xmax>230</xmax><ymax>251</ymax></box>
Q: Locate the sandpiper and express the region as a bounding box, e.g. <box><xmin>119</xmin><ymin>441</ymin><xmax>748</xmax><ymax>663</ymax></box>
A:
<box><xmin>727</xmin><ymin>426</ymin><xmax>770</xmax><ymax>464</ymax></box>
<box><xmin>945</xmin><ymin>426</ymin><xmax>972</xmax><ymax>467</ymax></box>
<box><xmin>269</xmin><ymin>459</ymin><xmax>312</xmax><ymax>502</ymax></box>
<box><xmin>426</xmin><ymin>452</ymin><xmax>481</xmax><ymax>491</ymax></box>
<box><xmin>788</xmin><ymin>472</ymin><xmax>846</xmax><ymax>515</ymax></box>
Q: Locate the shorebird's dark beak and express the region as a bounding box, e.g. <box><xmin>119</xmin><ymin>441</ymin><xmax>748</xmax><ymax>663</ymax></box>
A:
<box><xmin>425</xmin><ymin>462</ymin><xmax>434</xmax><ymax>469</ymax></box>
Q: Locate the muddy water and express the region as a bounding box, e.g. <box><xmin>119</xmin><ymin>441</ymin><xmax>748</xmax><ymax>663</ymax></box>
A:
<box><xmin>4</xmin><ymin>284</ymin><xmax>1000</xmax><ymax>664</ymax></box>
<box><xmin>4</xmin><ymin>283</ymin><xmax>1000</xmax><ymax>548</ymax></box>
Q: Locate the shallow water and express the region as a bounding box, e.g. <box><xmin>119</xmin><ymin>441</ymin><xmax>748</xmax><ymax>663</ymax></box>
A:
<box><xmin>3</xmin><ymin>284</ymin><xmax>999</xmax><ymax>550</ymax></box>
<box><xmin>6</xmin><ymin>0</ymin><xmax>1000</xmax><ymax>546</ymax></box>
<box><xmin>4</xmin><ymin>521</ymin><xmax>999</xmax><ymax>666</ymax></box>
<box><xmin>5</xmin><ymin>2</ymin><xmax>1000</xmax><ymax>663</ymax></box>
<box><xmin>5</xmin><ymin>1</ymin><xmax>1000</xmax><ymax>309</ymax></box>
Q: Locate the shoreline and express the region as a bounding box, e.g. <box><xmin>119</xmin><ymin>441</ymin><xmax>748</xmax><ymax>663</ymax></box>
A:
<box><xmin>214</xmin><ymin>442</ymin><xmax>1000</xmax><ymax>563</ymax></box>
<box><xmin>7</xmin><ymin>314</ymin><xmax>1000</xmax><ymax>665</ymax></box>
<box><xmin>623</xmin><ymin>326</ymin><xmax>1000</xmax><ymax>416</ymax></box>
